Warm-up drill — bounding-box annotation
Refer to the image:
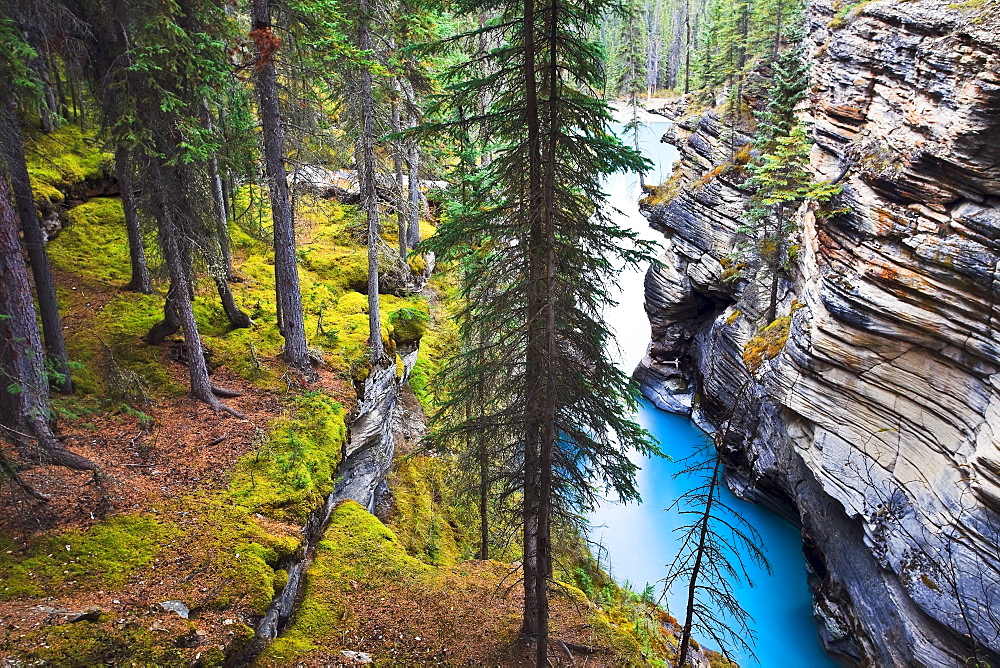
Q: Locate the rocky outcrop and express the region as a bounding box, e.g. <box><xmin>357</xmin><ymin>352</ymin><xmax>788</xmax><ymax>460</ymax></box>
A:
<box><xmin>636</xmin><ymin>1</ymin><xmax>1000</xmax><ymax>665</ymax></box>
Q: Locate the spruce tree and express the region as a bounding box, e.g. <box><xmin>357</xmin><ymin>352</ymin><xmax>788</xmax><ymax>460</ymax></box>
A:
<box><xmin>428</xmin><ymin>0</ymin><xmax>658</xmax><ymax>660</ymax></box>
<box><xmin>251</xmin><ymin>0</ymin><xmax>312</xmax><ymax>374</ymax></box>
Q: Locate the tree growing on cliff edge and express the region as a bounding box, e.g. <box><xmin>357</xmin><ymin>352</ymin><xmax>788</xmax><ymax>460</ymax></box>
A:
<box><xmin>739</xmin><ymin>123</ymin><xmax>840</xmax><ymax>323</ymax></box>
<box><xmin>426</xmin><ymin>0</ymin><xmax>658</xmax><ymax>661</ymax></box>
<box><xmin>730</xmin><ymin>45</ymin><xmax>839</xmax><ymax>324</ymax></box>
<box><xmin>663</xmin><ymin>384</ymin><xmax>769</xmax><ymax>666</ymax></box>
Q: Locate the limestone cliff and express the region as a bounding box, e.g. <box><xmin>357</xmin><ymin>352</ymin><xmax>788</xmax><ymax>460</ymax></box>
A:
<box><xmin>635</xmin><ymin>0</ymin><xmax>1000</xmax><ymax>664</ymax></box>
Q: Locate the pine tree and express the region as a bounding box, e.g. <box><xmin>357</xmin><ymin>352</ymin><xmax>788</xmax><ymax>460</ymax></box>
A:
<box><xmin>0</xmin><ymin>2</ymin><xmax>76</xmax><ymax>394</ymax></box>
<box><xmin>78</xmin><ymin>0</ymin><xmax>246</xmax><ymax>415</ymax></box>
<box><xmin>0</xmin><ymin>163</ymin><xmax>96</xmax><ymax>474</ymax></box>
<box><xmin>613</xmin><ymin>1</ymin><xmax>649</xmax><ymax>186</ymax></box>
<box><xmin>740</xmin><ymin>124</ymin><xmax>840</xmax><ymax>323</ymax></box>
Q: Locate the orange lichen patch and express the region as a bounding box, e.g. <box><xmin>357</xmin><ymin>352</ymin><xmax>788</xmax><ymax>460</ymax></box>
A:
<box><xmin>880</xmin><ymin>266</ymin><xmax>899</xmax><ymax>281</ymax></box>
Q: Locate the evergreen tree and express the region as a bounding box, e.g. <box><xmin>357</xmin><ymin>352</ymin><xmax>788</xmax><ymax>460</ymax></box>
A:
<box><xmin>251</xmin><ymin>0</ymin><xmax>312</xmax><ymax>374</ymax></box>
<box><xmin>0</xmin><ymin>1</ymin><xmax>77</xmax><ymax>394</ymax></box>
<box><xmin>731</xmin><ymin>46</ymin><xmax>837</xmax><ymax>323</ymax></box>
<box><xmin>78</xmin><ymin>0</ymin><xmax>246</xmax><ymax>414</ymax></box>
<box><xmin>613</xmin><ymin>0</ymin><xmax>649</xmax><ymax>186</ymax></box>
<box><xmin>740</xmin><ymin>124</ymin><xmax>840</xmax><ymax>323</ymax></box>
<box><xmin>428</xmin><ymin>0</ymin><xmax>658</xmax><ymax>660</ymax></box>
<box><xmin>0</xmin><ymin>163</ymin><xmax>96</xmax><ymax>474</ymax></box>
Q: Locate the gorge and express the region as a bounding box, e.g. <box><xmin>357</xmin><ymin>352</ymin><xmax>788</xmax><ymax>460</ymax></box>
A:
<box><xmin>633</xmin><ymin>0</ymin><xmax>1000</xmax><ymax>664</ymax></box>
<box><xmin>0</xmin><ymin>0</ymin><xmax>998</xmax><ymax>664</ymax></box>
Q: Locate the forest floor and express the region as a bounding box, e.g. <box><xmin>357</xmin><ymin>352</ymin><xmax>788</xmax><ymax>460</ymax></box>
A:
<box><xmin>0</xmin><ymin>122</ymin><xmax>701</xmax><ymax>667</ymax></box>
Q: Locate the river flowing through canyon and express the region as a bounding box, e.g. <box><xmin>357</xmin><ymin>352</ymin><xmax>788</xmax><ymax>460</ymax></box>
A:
<box><xmin>592</xmin><ymin>111</ymin><xmax>838</xmax><ymax>667</ymax></box>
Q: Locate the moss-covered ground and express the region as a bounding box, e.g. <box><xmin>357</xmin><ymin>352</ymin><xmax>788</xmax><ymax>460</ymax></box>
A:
<box><xmin>3</xmin><ymin>122</ymin><xmax>698</xmax><ymax>667</ymax></box>
<box><xmin>0</xmin><ymin>123</ymin><xmax>436</xmax><ymax>665</ymax></box>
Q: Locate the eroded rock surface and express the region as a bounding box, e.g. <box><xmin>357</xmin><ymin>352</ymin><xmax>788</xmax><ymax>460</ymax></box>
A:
<box><xmin>637</xmin><ymin>1</ymin><xmax>1000</xmax><ymax>664</ymax></box>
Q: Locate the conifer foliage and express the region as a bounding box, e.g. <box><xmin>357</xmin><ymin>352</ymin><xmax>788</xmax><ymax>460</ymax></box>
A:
<box><xmin>427</xmin><ymin>0</ymin><xmax>658</xmax><ymax>660</ymax></box>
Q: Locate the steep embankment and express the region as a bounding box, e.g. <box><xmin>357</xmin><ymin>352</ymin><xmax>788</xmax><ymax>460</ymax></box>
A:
<box><xmin>0</xmin><ymin>124</ymin><xmax>701</xmax><ymax>667</ymax></box>
<box><xmin>636</xmin><ymin>1</ymin><xmax>1000</xmax><ymax>665</ymax></box>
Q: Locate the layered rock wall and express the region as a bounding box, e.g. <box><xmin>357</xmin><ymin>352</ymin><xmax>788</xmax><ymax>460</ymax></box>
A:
<box><xmin>636</xmin><ymin>1</ymin><xmax>1000</xmax><ymax>664</ymax></box>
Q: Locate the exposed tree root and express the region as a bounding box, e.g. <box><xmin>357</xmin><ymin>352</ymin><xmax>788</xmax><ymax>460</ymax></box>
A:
<box><xmin>0</xmin><ymin>446</ymin><xmax>50</xmax><ymax>502</ymax></box>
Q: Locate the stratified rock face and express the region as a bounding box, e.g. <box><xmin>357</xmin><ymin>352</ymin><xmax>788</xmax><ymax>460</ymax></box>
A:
<box><xmin>637</xmin><ymin>1</ymin><xmax>1000</xmax><ymax>665</ymax></box>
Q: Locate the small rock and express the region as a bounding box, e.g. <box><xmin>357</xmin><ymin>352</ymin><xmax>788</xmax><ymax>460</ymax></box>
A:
<box><xmin>340</xmin><ymin>650</ymin><xmax>373</xmax><ymax>664</ymax></box>
<box><xmin>158</xmin><ymin>600</ymin><xmax>189</xmax><ymax>619</ymax></box>
<box><xmin>65</xmin><ymin>606</ymin><xmax>102</xmax><ymax>623</ymax></box>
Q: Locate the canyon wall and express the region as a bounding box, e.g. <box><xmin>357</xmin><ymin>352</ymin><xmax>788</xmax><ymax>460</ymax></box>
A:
<box><xmin>635</xmin><ymin>0</ymin><xmax>1000</xmax><ymax>664</ymax></box>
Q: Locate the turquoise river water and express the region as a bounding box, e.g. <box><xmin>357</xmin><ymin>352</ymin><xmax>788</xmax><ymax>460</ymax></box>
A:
<box><xmin>594</xmin><ymin>113</ymin><xmax>838</xmax><ymax>667</ymax></box>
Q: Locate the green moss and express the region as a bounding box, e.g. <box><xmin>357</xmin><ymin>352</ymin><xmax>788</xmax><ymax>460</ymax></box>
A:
<box><xmin>387</xmin><ymin>455</ymin><xmax>473</xmax><ymax>566</ymax></box>
<box><xmin>388</xmin><ymin>305</ymin><xmax>430</xmax><ymax>344</ymax></box>
<box><xmin>182</xmin><ymin>496</ymin><xmax>301</xmax><ymax>614</ymax></box>
<box><xmin>407</xmin><ymin>277</ymin><xmax>459</xmax><ymax>412</ymax></box>
<box><xmin>0</xmin><ymin>515</ymin><xmax>178</xmax><ymax>600</ymax></box>
<box><xmin>2</xmin><ymin>621</ymin><xmax>188</xmax><ymax>666</ymax></box>
<box><xmin>64</xmin><ymin>291</ymin><xmax>182</xmax><ymax>397</ymax></box>
<box><xmin>743</xmin><ymin>315</ymin><xmax>793</xmax><ymax>373</ymax></box>
<box><xmin>49</xmin><ymin>197</ymin><xmax>138</xmax><ymax>283</ymax></box>
<box><xmin>228</xmin><ymin>392</ymin><xmax>347</xmax><ymax>523</ymax></box>
<box><xmin>725</xmin><ymin>309</ymin><xmax>742</xmax><ymax>326</ymax></box>
<box><xmin>828</xmin><ymin>0</ymin><xmax>873</xmax><ymax>27</ymax></box>
<box><xmin>25</xmin><ymin>124</ymin><xmax>111</xmax><ymax>204</ymax></box>
<box><xmin>257</xmin><ymin>501</ymin><xmax>431</xmax><ymax>665</ymax></box>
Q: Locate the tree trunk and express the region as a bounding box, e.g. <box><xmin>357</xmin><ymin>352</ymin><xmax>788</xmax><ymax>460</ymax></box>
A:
<box><xmin>209</xmin><ymin>252</ymin><xmax>251</xmax><ymax>329</ymax></box>
<box><xmin>203</xmin><ymin>104</ymin><xmax>234</xmax><ymax>281</ymax></box>
<box><xmin>357</xmin><ymin>0</ymin><xmax>385</xmax><ymax>365</ymax></box>
<box><xmin>146</xmin><ymin>156</ymin><xmax>241</xmax><ymax>416</ymax></box>
<box><xmin>401</xmin><ymin>80</ymin><xmax>421</xmax><ymax>250</ymax></box>
<box><xmin>478</xmin><ymin>435</ymin><xmax>490</xmax><ymax>560</ymax></box>
<box><xmin>145</xmin><ymin>281</ymin><xmax>182</xmax><ymax>345</ymax></box>
<box><xmin>0</xmin><ymin>166</ymin><xmax>96</xmax><ymax>471</ymax></box>
<box><xmin>391</xmin><ymin>81</ymin><xmax>408</xmax><ymax>261</ymax></box>
<box><xmin>684</xmin><ymin>0</ymin><xmax>691</xmax><ymax>94</ymax></box>
<box><xmin>0</xmin><ymin>104</ymin><xmax>72</xmax><ymax>393</ymax></box>
<box><xmin>534</xmin><ymin>2</ymin><xmax>561</xmax><ymax>663</ymax></box>
<box><xmin>677</xmin><ymin>457</ymin><xmax>722</xmax><ymax>667</ymax></box>
<box><xmin>115</xmin><ymin>147</ymin><xmax>152</xmax><ymax>294</ymax></box>
<box><xmin>521</xmin><ymin>0</ymin><xmax>545</xmax><ymax>656</ymax></box>
<box><xmin>251</xmin><ymin>0</ymin><xmax>310</xmax><ymax>374</ymax></box>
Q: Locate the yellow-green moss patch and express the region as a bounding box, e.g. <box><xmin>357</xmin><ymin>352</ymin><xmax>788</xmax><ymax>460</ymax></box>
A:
<box><xmin>743</xmin><ymin>315</ymin><xmax>793</xmax><ymax>373</ymax></box>
<box><xmin>228</xmin><ymin>392</ymin><xmax>347</xmax><ymax>523</ymax></box>
<box><xmin>25</xmin><ymin>124</ymin><xmax>111</xmax><ymax>204</ymax></box>
<box><xmin>257</xmin><ymin>500</ymin><xmax>431</xmax><ymax>665</ymax></box>
<box><xmin>49</xmin><ymin>198</ymin><xmax>136</xmax><ymax>283</ymax></box>
<box><xmin>387</xmin><ymin>455</ymin><xmax>474</xmax><ymax>566</ymax></box>
<box><xmin>0</xmin><ymin>515</ymin><xmax>178</xmax><ymax>600</ymax></box>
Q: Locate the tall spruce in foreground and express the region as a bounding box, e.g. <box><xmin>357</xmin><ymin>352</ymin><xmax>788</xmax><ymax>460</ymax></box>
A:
<box><xmin>427</xmin><ymin>0</ymin><xmax>658</xmax><ymax>661</ymax></box>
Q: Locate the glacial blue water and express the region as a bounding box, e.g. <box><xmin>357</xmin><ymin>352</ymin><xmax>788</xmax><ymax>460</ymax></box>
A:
<box><xmin>595</xmin><ymin>112</ymin><xmax>837</xmax><ymax>667</ymax></box>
